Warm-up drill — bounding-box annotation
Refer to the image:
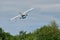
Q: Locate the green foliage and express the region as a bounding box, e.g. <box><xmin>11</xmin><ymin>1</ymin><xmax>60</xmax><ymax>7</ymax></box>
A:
<box><xmin>0</xmin><ymin>21</ymin><xmax>60</xmax><ymax>40</ymax></box>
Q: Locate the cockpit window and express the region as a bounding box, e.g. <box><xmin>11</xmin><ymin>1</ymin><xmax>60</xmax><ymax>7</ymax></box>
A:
<box><xmin>22</xmin><ymin>15</ymin><xmax>26</xmax><ymax>19</ymax></box>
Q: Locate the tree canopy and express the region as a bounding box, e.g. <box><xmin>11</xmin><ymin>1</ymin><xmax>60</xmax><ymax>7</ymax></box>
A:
<box><xmin>0</xmin><ymin>21</ymin><xmax>60</xmax><ymax>40</ymax></box>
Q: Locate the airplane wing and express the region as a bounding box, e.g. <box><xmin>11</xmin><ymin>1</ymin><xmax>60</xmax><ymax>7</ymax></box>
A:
<box><xmin>23</xmin><ymin>8</ymin><xmax>34</xmax><ymax>15</ymax></box>
<box><xmin>10</xmin><ymin>15</ymin><xmax>21</xmax><ymax>21</ymax></box>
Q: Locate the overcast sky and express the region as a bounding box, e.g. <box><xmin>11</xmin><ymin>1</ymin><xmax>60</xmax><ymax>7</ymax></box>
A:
<box><xmin>0</xmin><ymin>0</ymin><xmax>60</xmax><ymax>35</ymax></box>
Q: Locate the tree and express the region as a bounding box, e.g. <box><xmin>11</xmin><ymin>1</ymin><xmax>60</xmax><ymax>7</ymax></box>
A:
<box><xmin>0</xmin><ymin>21</ymin><xmax>60</xmax><ymax>40</ymax></box>
<box><xmin>33</xmin><ymin>21</ymin><xmax>60</xmax><ymax>40</ymax></box>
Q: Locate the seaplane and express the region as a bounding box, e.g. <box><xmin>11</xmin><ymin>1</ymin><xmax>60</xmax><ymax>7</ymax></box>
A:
<box><xmin>10</xmin><ymin>8</ymin><xmax>34</xmax><ymax>21</ymax></box>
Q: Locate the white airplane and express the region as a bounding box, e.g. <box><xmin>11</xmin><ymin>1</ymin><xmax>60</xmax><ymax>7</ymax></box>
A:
<box><xmin>10</xmin><ymin>8</ymin><xmax>34</xmax><ymax>21</ymax></box>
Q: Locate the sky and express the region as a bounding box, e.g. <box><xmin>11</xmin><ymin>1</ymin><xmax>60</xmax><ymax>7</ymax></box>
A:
<box><xmin>0</xmin><ymin>0</ymin><xmax>60</xmax><ymax>35</ymax></box>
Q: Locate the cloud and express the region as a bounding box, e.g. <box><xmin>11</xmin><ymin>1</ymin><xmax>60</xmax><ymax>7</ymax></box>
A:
<box><xmin>32</xmin><ymin>4</ymin><xmax>60</xmax><ymax>10</ymax></box>
<box><xmin>0</xmin><ymin>0</ymin><xmax>60</xmax><ymax>35</ymax></box>
<box><xmin>1</xmin><ymin>0</ymin><xmax>60</xmax><ymax>12</ymax></box>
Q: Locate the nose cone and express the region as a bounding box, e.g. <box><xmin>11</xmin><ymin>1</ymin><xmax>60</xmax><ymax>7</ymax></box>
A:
<box><xmin>22</xmin><ymin>15</ymin><xmax>26</xmax><ymax>19</ymax></box>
